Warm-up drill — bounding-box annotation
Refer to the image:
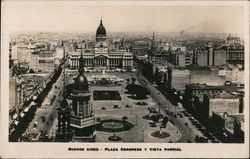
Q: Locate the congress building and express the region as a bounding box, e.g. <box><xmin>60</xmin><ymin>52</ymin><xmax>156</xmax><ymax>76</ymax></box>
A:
<box><xmin>69</xmin><ymin>20</ymin><xmax>133</xmax><ymax>70</ymax></box>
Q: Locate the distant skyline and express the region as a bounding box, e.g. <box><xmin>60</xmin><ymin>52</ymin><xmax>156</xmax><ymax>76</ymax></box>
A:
<box><xmin>2</xmin><ymin>1</ymin><xmax>246</xmax><ymax>37</ymax></box>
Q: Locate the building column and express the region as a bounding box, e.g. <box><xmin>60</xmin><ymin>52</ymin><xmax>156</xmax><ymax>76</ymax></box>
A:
<box><xmin>77</xmin><ymin>102</ymin><xmax>79</xmax><ymax>117</ymax></box>
<box><xmin>122</xmin><ymin>59</ymin><xmax>125</xmax><ymax>68</ymax></box>
<box><xmin>107</xmin><ymin>59</ymin><xmax>109</xmax><ymax>66</ymax></box>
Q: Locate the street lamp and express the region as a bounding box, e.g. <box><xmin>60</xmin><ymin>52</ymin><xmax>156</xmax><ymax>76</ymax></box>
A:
<box><xmin>158</xmin><ymin>102</ymin><xmax>161</xmax><ymax>115</ymax></box>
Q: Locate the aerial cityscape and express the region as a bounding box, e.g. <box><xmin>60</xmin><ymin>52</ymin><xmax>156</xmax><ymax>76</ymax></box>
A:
<box><xmin>8</xmin><ymin>5</ymin><xmax>245</xmax><ymax>143</ymax></box>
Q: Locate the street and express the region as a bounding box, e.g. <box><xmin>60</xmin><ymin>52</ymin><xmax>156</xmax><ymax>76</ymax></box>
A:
<box><xmin>135</xmin><ymin>68</ymin><xmax>202</xmax><ymax>142</ymax></box>
<box><xmin>26</xmin><ymin>69</ymin><xmax>65</xmax><ymax>139</ymax></box>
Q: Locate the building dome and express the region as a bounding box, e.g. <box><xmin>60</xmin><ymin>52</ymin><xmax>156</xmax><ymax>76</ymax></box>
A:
<box><xmin>73</xmin><ymin>74</ymin><xmax>89</xmax><ymax>91</ymax></box>
<box><xmin>96</xmin><ymin>20</ymin><xmax>106</xmax><ymax>38</ymax></box>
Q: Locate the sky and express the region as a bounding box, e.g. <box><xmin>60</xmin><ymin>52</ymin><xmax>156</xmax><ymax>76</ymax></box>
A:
<box><xmin>2</xmin><ymin>1</ymin><xmax>246</xmax><ymax>36</ymax></box>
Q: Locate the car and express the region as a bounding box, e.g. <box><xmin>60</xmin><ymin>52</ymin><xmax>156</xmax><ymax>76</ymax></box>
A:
<box><xmin>50</xmin><ymin>115</ymin><xmax>53</xmax><ymax>121</ymax></box>
<box><xmin>131</xmin><ymin>69</ymin><xmax>137</xmax><ymax>72</ymax></box>
<box><xmin>101</xmin><ymin>107</ymin><xmax>106</xmax><ymax>110</ymax></box>
<box><xmin>125</xmin><ymin>105</ymin><xmax>131</xmax><ymax>108</ymax></box>
<box><xmin>41</xmin><ymin>115</ymin><xmax>46</xmax><ymax>122</ymax></box>
<box><xmin>212</xmin><ymin>140</ymin><xmax>220</xmax><ymax>143</ymax></box>
<box><xmin>34</xmin><ymin>121</ymin><xmax>38</xmax><ymax>128</ymax></box>
<box><xmin>113</xmin><ymin>105</ymin><xmax>121</xmax><ymax>109</ymax></box>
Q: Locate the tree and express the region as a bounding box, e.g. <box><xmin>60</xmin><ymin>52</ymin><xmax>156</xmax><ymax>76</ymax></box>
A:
<box><xmin>154</xmin><ymin>67</ymin><xmax>160</xmax><ymax>82</ymax></box>
<box><xmin>162</xmin><ymin>116</ymin><xmax>169</xmax><ymax>125</ymax></box>
<box><xmin>163</xmin><ymin>72</ymin><xmax>167</xmax><ymax>84</ymax></box>
<box><xmin>122</xmin><ymin>116</ymin><xmax>128</xmax><ymax>121</ymax></box>
<box><xmin>148</xmin><ymin>107</ymin><xmax>156</xmax><ymax>116</ymax></box>
<box><xmin>131</xmin><ymin>77</ymin><xmax>136</xmax><ymax>84</ymax></box>
<box><xmin>150</xmin><ymin>114</ymin><xmax>160</xmax><ymax>127</ymax></box>
<box><xmin>29</xmin><ymin>69</ymin><xmax>35</xmax><ymax>73</ymax></box>
<box><xmin>125</xmin><ymin>84</ymin><xmax>150</xmax><ymax>100</ymax></box>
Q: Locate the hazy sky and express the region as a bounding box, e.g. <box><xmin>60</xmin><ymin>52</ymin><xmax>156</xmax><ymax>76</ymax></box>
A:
<box><xmin>2</xmin><ymin>1</ymin><xmax>246</xmax><ymax>35</ymax></box>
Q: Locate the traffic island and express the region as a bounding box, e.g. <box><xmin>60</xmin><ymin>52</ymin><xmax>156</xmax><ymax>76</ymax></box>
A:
<box><xmin>151</xmin><ymin>131</ymin><xmax>170</xmax><ymax>138</ymax></box>
<box><xmin>96</xmin><ymin>119</ymin><xmax>134</xmax><ymax>132</ymax></box>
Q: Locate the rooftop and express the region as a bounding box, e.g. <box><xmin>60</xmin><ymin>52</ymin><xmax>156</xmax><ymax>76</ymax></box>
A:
<box><xmin>213</xmin><ymin>112</ymin><xmax>234</xmax><ymax>120</ymax></box>
<box><xmin>211</xmin><ymin>92</ymin><xmax>239</xmax><ymax>99</ymax></box>
<box><xmin>187</xmin><ymin>83</ymin><xmax>224</xmax><ymax>90</ymax></box>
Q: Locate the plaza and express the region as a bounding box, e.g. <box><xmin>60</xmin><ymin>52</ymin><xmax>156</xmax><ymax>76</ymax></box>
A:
<box><xmin>64</xmin><ymin>70</ymin><xmax>181</xmax><ymax>142</ymax></box>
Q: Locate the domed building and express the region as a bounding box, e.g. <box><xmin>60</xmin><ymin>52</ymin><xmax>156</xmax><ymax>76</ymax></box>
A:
<box><xmin>69</xmin><ymin>19</ymin><xmax>134</xmax><ymax>70</ymax></box>
<box><xmin>96</xmin><ymin>20</ymin><xmax>107</xmax><ymax>42</ymax></box>
<box><xmin>64</xmin><ymin>52</ymin><xmax>96</xmax><ymax>141</ymax></box>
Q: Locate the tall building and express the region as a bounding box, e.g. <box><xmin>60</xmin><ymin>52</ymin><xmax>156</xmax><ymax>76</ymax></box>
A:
<box><xmin>69</xmin><ymin>20</ymin><xmax>133</xmax><ymax>70</ymax></box>
<box><xmin>213</xmin><ymin>48</ymin><xmax>227</xmax><ymax>66</ymax></box>
<box><xmin>55</xmin><ymin>97</ymin><xmax>74</xmax><ymax>142</ymax></box>
<box><xmin>66</xmin><ymin>52</ymin><xmax>96</xmax><ymax>141</ymax></box>
<box><xmin>226</xmin><ymin>45</ymin><xmax>244</xmax><ymax>65</ymax></box>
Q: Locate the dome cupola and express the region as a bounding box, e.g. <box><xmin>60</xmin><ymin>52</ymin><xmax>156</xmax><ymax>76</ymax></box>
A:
<box><xmin>96</xmin><ymin>19</ymin><xmax>106</xmax><ymax>41</ymax></box>
<box><xmin>72</xmin><ymin>52</ymin><xmax>89</xmax><ymax>92</ymax></box>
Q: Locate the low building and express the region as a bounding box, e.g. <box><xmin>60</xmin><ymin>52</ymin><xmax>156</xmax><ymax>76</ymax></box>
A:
<box><xmin>212</xmin><ymin>112</ymin><xmax>235</xmax><ymax>134</ymax></box>
<box><xmin>212</xmin><ymin>112</ymin><xmax>244</xmax><ymax>140</ymax></box>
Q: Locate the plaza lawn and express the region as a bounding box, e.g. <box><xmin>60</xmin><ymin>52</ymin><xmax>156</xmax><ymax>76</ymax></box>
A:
<box><xmin>93</xmin><ymin>90</ymin><xmax>122</xmax><ymax>100</ymax></box>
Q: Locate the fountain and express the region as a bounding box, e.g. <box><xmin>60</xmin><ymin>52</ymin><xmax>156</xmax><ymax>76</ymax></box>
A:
<box><xmin>102</xmin><ymin>120</ymin><xmax>124</xmax><ymax>130</ymax></box>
